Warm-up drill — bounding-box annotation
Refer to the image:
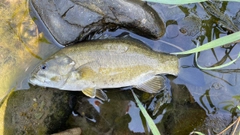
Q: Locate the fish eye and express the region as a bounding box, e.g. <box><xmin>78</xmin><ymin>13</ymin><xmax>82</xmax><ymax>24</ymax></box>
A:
<box><xmin>41</xmin><ymin>65</ymin><xmax>47</xmax><ymax>70</ymax></box>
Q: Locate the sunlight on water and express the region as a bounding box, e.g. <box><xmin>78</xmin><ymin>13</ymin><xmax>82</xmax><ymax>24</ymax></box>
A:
<box><xmin>0</xmin><ymin>0</ymin><xmax>61</xmax><ymax>133</ymax></box>
<box><xmin>0</xmin><ymin>0</ymin><xmax>59</xmax><ymax>103</ymax></box>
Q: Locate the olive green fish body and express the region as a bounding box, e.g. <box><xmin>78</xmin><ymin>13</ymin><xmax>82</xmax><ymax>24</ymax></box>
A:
<box><xmin>29</xmin><ymin>39</ymin><xmax>179</xmax><ymax>100</ymax></box>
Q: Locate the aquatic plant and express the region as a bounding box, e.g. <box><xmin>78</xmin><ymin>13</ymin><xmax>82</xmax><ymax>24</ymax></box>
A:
<box><xmin>217</xmin><ymin>107</ymin><xmax>240</xmax><ymax>135</ymax></box>
<box><xmin>132</xmin><ymin>90</ymin><xmax>161</xmax><ymax>135</ymax></box>
<box><xmin>172</xmin><ymin>31</ymin><xmax>240</xmax><ymax>70</ymax></box>
<box><xmin>137</xmin><ymin>0</ymin><xmax>240</xmax><ymax>134</ymax></box>
<box><xmin>145</xmin><ymin>0</ymin><xmax>240</xmax><ymax>70</ymax></box>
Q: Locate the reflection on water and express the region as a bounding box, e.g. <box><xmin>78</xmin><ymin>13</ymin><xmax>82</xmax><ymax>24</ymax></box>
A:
<box><xmin>0</xmin><ymin>0</ymin><xmax>240</xmax><ymax>134</ymax></box>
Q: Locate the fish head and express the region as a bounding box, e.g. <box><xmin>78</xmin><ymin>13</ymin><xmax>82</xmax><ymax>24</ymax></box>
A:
<box><xmin>29</xmin><ymin>54</ymin><xmax>76</xmax><ymax>88</ymax></box>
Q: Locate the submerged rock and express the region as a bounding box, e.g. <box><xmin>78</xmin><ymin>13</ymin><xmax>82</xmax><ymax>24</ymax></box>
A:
<box><xmin>66</xmin><ymin>90</ymin><xmax>140</xmax><ymax>135</ymax></box>
<box><xmin>30</xmin><ymin>0</ymin><xmax>165</xmax><ymax>45</ymax></box>
<box><xmin>160</xmin><ymin>83</ymin><xmax>206</xmax><ymax>135</ymax></box>
<box><xmin>4</xmin><ymin>86</ymin><xmax>72</xmax><ymax>135</ymax></box>
<box><xmin>178</xmin><ymin>14</ymin><xmax>202</xmax><ymax>37</ymax></box>
<box><xmin>51</xmin><ymin>127</ymin><xmax>81</xmax><ymax>135</ymax></box>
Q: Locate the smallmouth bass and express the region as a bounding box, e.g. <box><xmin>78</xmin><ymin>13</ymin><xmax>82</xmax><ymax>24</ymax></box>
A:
<box><xmin>29</xmin><ymin>39</ymin><xmax>179</xmax><ymax>100</ymax></box>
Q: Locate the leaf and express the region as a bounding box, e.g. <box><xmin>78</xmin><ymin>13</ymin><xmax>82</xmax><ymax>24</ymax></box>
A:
<box><xmin>131</xmin><ymin>90</ymin><xmax>161</xmax><ymax>135</ymax></box>
<box><xmin>196</xmin><ymin>52</ymin><xmax>240</xmax><ymax>70</ymax></box>
<box><xmin>171</xmin><ymin>31</ymin><xmax>240</xmax><ymax>55</ymax></box>
<box><xmin>190</xmin><ymin>131</ymin><xmax>205</xmax><ymax>135</ymax></box>
<box><xmin>223</xmin><ymin>104</ymin><xmax>235</xmax><ymax>111</ymax></box>
<box><xmin>237</xmin><ymin>106</ymin><xmax>240</xmax><ymax>110</ymax></box>
<box><xmin>193</xmin><ymin>37</ymin><xmax>240</xmax><ymax>70</ymax></box>
<box><xmin>232</xmin><ymin>95</ymin><xmax>240</xmax><ymax>100</ymax></box>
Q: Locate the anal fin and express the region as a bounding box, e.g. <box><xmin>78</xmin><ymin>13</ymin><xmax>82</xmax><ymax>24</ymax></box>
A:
<box><xmin>134</xmin><ymin>75</ymin><xmax>166</xmax><ymax>93</ymax></box>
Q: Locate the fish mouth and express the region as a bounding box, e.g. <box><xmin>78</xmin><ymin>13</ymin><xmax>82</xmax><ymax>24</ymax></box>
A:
<box><xmin>28</xmin><ymin>74</ymin><xmax>38</xmax><ymax>85</ymax></box>
<box><xmin>29</xmin><ymin>73</ymin><xmax>47</xmax><ymax>86</ymax></box>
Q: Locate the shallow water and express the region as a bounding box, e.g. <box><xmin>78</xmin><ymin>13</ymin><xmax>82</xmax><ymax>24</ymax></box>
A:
<box><xmin>0</xmin><ymin>0</ymin><xmax>62</xmax><ymax>102</ymax></box>
<box><xmin>0</xmin><ymin>0</ymin><xmax>240</xmax><ymax>134</ymax></box>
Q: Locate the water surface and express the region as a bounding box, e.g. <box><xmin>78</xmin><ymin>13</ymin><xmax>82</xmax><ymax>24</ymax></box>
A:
<box><xmin>0</xmin><ymin>0</ymin><xmax>240</xmax><ymax>134</ymax></box>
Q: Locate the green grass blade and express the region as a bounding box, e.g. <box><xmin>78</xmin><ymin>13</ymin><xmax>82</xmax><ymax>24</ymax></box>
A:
<box><xmin>143</xmin><ymin>0</ymin><xmax>206</xmax><ymax>4</ymax></box>
<box><xmin>171</xmin><ymin>31</ymin><xmax>240</xmax><ymax>55</ymax></box>
<box><xmin>237</xmin><ymin>106</ymin><xmax>240</xmax><ymax>110</ymax></box>
<box><xmin>143</xmin><ymin>0</ymin><xmax>240</xmax><ymax>5</ymax></box>
<box><xmin>196</xmin><ymin>52</ymin><xmax>240</xmax><ymax>70</ymax></box>
<box><xmin>131</xmin><ymin>90</ymin><xmax>161</xmax><ymax>135</ymax></box>
<box><xmin>190</xmin><ymin>131</ymin><xmax>205</xmax><ymax>135</ymax></box>
<box><xmin>193</xmin><ymin>39</ymin><xmax>240</xmax><ymax>70</ymax></box>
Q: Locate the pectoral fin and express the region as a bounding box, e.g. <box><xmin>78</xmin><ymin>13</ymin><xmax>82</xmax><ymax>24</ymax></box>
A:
<box><xmin>77</xmin><ymin>61</ymin><xmax>101</xmax><ymax>73</ymax></box>
<box><xmin>82</xmin><ymin>88</ymin><xmax>96</xmax><ymax>98</ymax></box>
<box><xmin>134</xmin><ymin>75</ymin><xmax>166</xmax><ymax>93</ymax></box>
<box><xmin>75</xmin><ymin>61</ymin><xmax>101</xmax><ymax>80</ymax></box>
<box><xmin>82</xmin><ymin>88</ymin><xmax>108</xmax><ymax>101</ymax></box>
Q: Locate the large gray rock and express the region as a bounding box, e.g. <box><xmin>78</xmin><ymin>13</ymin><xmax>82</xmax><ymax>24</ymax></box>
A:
<box><xmin>30</xmin><ymin>0</ymin><xmax>165</xmax><ymax>45</ymax></box>
<box><xmin>4</xmin><ymin>86</ymin><xmax>72</xmax><ymax>134</ymax></box>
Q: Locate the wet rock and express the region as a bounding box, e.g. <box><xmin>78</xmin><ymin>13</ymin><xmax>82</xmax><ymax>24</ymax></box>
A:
<box><xmin>160</xmin><ymin>83</ymin><xmax>206</xmax><ymax>135</ymax></box>
<box><xmin>4</xmin><ymin>86</ymin><xmax>72</xmax><ymax>135</ymax></box>
<box><xmin>196</xmin><ymin>113</ymin><xmax>236</xmax><ymax>134</ymax></box>
<box><xmin>66</xmin><ymin>90</ymin><xmax>144</xmax><ymax>135</ymax></box>
<box><xmin>52</xmin><ymin>127</ymin><xmax>81</xmax><ymax>135</ymax></box>
<box><xmin>178</xmin><ymin>14</ymin><xmax>202</xmax><ymax>36</ymax></box>
<box><xmin>30</xmin><ymin>0</ymin><xmax>165</xmax><ymax>45</ymax></box>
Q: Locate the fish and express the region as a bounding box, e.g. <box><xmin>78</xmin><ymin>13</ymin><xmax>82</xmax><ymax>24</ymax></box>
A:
<box><xmin>29</xmin><ymin>39</ymin><xmax>179</xmax><ymax>100</ymax></box>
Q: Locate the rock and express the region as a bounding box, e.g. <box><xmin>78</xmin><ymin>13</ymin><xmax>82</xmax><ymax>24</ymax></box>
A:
<box><xmin>160</xmin><ymin>83</ymin><xmax>206</xmax><ymax>135</ymax></box>
<box><xmin>3</xmin><ymin>86</ymin><xmax>72</xmax><ymax>135</ymax></box>
<box><xmin>29</xmin><ymin>0</ymin><xmax>165</xmax><ymax>45</ymax></box>
<box><xmin>178</xmin><ymin>14</ymin><xmax>202</xmax><ymax>37</ymax></box>
<box><xmin>195</xmin><ymin>113</ymin><xmax>235</xmax><ymax>134</ymax></box>
<box><xmin>66</xmin><ymin>90</ymin><xmax>135</xmax><ymax>135</ymax></box>
<box><xmin>52</xmin><ymin>127</ymin><xmax>81</xmax><ymax>135</ymax></box>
